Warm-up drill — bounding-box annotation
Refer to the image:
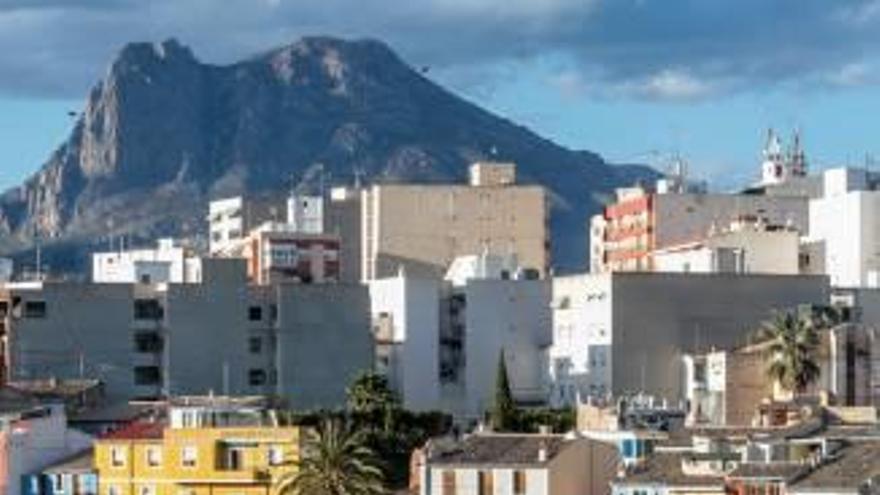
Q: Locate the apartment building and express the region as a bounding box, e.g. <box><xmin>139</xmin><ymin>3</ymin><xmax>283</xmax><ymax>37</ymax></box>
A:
<box><xmin>804</xmin><ymin>167</ymin><xmax>880</xmax><ymax>288</ymax></box>
<box><xmin>419</xmin><ymin>433</ymin><xmax>618</xmax><ymax>495</ymax></box>
<box><xmin>93</xmin><ymin>238</ymin><xmax>201</xmax><ymax>284</ymax></box>
<box><xmin>590</xmin><ymin>184</ymin><xmax>809</xmax><ymax>273</ymax></box>
<box><xmin>94</xmin><ymin>396</ymin><xmax>300</xmax><ymax>495</ymax></box>
<box><xmin>369</xmin><ymin>253</ymin><xmax>550</xmax><ymax>419</ymax></box>
<box><xmin>548</xmin><ymin>272</ymin><xmax>829</xmax><ymax>406</ymax></box>
<box><xmin>239</xmin><ymin>222</ymin><xmax>340</xmax><ymax>285</ymax></box>
<box><xmin>1</xmin><ymin>259</ymin><xmax>373</xmax><ymax>409</ymax></box>
<box><xmin>362</xmin><ymin>162</ymin><xmax>548</xmax><ymax>281</ymax></box>
<box><xmin>652</xmin><ymin>219</ymin><xmax>801</xmax><ymax>275</ymax></box>
<box><xmin>208</xmin><ymin>195</ymin><xmax>286</xmax><ymax>256</ymax></box>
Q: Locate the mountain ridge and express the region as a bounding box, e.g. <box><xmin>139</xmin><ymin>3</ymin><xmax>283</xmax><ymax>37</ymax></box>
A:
<box><xmin>0</xmin><ymin>36</ymin><xmax>658</xmax><ymax>272</ymax></box>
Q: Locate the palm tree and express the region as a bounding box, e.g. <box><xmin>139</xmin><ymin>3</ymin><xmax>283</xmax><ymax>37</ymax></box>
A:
<box><xmin>755</xmin><ymin>311</ymin><xmax>822</xmax><ymax>398</ymax></box>
<box><xmin>276</xmin><ymin>417</ymin><xmax>386</xmax><ymax>495</ymax></box>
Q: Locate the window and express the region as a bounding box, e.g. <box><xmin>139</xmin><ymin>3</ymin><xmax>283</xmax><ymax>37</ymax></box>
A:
<box><xmin>225</xmin><ymin>447</ymin><xmax>244</xmax><ymax>470</ymax></box>
<box><xmin>248</xmin><ymin>336</ymin><xmax>262</xmax><ymax>354</ymax></box>
<box><xmin>140</xmin><ymin>274</ymin><xmax>152</xmax><ymax>285</ymax></box>
<box><xmin>441</xmin><ymin>470</ymin><xmax>456</xmax><ymax>495</ymax></box>
<box><xmin>24</xmin><ymin>301</ymin><xmax>47</xmax><ymax>318</ymax></box>
<box><xmin>478</xmin><ymin>471</ymin><xmax>493</xmax><ymax>495</ymax></box>
<box><xmin>182</xmin><ymin>446</ymin><xmax>198</xmax><ymax>467</ymax></box>
<box><xmin>52</xmin><ymin>474</ymin><xmax>66</xmax><ymax>493</ymax></box>
<box><xmin>110</xmin><ymin>447</ymin><xmax>126</xmax><ymax>467</ymax></box>
<box><xmin>134</xmin><ymin>366</ymin><xmax>161</xmax><ymax>386</ymax></box>
<box><xmin>139</xmin><ymin>486</ymin><xmax>156</xmax><ymax>495</ymax></box>
<box><xmin>134</xmin><ymin>299</ymin><xmax>163</xmax><ymax>320</ymax></box>
<box><xmin>146</xmin><ymin>447</ymin><xmax>162</xmax><ymax>467</ymax></box>
<box><xmin>248</xmin><ymin>306</ymin><xmax>263</xmax><ymax>321</ymax></box>
<box><xmin>134</xmin><ymin>332</ymin><xmax>163</xmax><ymax>353</ymax></box>
<box><xmin>268</xmin><ymin>446</ymin><xmax>284</xmax><ymax>466</ymax></box>
<box><xmin>513</xmin><ymin>470</ymin><xmax>527</xmax><ymax>495</ymax></box>
<box><xmin>249</xmin><ymin>369</ymin><xmax>267</xmax><ymax>386</ymax></box>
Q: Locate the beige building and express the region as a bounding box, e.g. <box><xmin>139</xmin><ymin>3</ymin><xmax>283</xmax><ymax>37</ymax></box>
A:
<box><xmin>652</xmin><ymin>219</ymin><xmax>801</xmax><ymax>275</ymax></box>
<box><xmin>420</xmin><ymin>433</ymin><xmax>618</xmax><ymax>495</ymax></box>
<box><xmin>361</xmin><ymin>162</ymin><xmax>548</xmax><ymax>280</ymax></box>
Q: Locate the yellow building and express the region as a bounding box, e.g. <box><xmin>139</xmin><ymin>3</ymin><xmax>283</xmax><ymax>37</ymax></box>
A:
<box><xmin>94</xmin><ymin>397</ymin><xmax>301</xmax><ymax>495</ymax></box>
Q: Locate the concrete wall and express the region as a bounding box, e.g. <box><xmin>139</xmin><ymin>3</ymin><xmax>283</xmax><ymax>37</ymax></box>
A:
<box><xmin>809</xmin><ymin>190</ymin><xmax>880</xmax><ymax>288</ymax></box>
<box><xmin>368</xmin><ymin>276</ymin><xmax>442</xmax><ymax>411</ymax></box>
<box><xmin>163</xmin><ymin>260</ymin><xmax>251</xmax><ymax>397</ymax></box>
<box><xmin>611</xmin><ymin>273</ymin><xmax>829</xmax><ymax>402</ymax></box>
<box><xmin>548</xmin><ymin>438</ymin><xmax>619</xmax><ymax>495</ymax></box>
<box><xmin>653</xmin><ymin>194</ymin><xmax>808</xmax><ymax>250</ymax></box>
<box><xmin>362</xmin><ymin>184</ymin><xmax>548</xmax><ymax>281</ymax></box>
<box><xmin>276</xmin><ymin>284</ymin><xmax>373</xmax><ymax>410</ymax></box>
<box><xmin>462</xmin><ymin>279</ymin><xmax>551</xmax><ymax>417</ymax></box>
<box><xmin>5</xmin><ymin>283</ymin><xmax>137</xmax><ymax>400</ymax></box>
<box><xmin>549</xmin><ymin>273</ymin><xmax>829</xmax><ymax>405</ymax></box>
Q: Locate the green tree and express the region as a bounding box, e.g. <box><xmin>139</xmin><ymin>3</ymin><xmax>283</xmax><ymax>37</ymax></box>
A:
<box><xmin>346</xmin><ymin>371</ymin><xmax>400</xmax><ymax>417</ymax></box>
<box><xmin>491</xmin><ymin>350</ymin><xmax>517</xmax><ymax>431</ymax></box>
<box><xmin>756</xmin><ymin>312</ymin><xmax>822</xmax><ymax>397</ymax></box>
<box><xmin>276</xmin><ymin>417</ymin><xmax>386</xmax><ymax>495</ymax></box>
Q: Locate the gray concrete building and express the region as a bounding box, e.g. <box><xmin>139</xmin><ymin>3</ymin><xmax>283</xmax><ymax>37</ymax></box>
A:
<box><xmin>0</xmin><ymin>259</ymin><xmax>373</xmax><ymax>408</ymax></box>
<box><xmin>548</xmin><ymin>272</ymin><xmax>830</xmax><ymax>406</ymax></box>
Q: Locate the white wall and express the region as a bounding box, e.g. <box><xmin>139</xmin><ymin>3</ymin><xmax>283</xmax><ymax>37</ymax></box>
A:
<box><xmin>369</xmin><ymin>276</ymin><xmax>442</xmax><ymax>411</ymax></box>
<box><xmin>809</xmin><ymin>189</ymin><xmax>880</xmax><ymax>288</ymax></box>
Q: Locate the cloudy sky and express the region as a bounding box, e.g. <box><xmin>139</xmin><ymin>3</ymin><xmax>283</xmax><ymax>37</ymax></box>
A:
<box><xmin>2</xmin><ymin>0</ymin><xmax>880</xmax><ymax>190</ymax></box>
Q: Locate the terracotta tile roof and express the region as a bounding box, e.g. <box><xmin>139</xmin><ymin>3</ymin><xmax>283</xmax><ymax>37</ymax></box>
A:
<box><xmin>100</xmin><ymin>421</ymin><xmax>164</xmax><ymax>440</ymax></box>
<box><xmin>615</xmin><ymin>453</ymin><xmax>725</xmax><ymax>488</ymax></box>
<box><xmin>728</xmin><ymin>463</ymin><xmax>809</xmax><ymax>481</ymax></box>
<box><xmin>791</xmin><ymin>442</ymin><xmax>880</xmax><ymax>491</ymax></box>
<box><xmin>427</xmin><ymin>434</ymin><xmax>570</xmax><ymax>466</ymax></box>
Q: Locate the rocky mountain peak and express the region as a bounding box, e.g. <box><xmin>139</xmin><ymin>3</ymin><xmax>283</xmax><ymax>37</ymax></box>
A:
<box><xmin>0</xmin><ymin>36</ymin><xmax>657</xmax><ymax>272</ymax></box>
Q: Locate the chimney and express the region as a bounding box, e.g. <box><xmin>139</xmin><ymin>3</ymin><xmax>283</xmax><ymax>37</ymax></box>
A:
<box><xmin>537</xmin><ymin>441</ymin><xmax>548</xmax><ymax>463</ymax></box>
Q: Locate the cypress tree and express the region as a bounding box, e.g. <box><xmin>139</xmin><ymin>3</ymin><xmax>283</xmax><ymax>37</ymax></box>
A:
<box><xmin>491</xmin><ymin>350</ymin><xmax>517</xmax><ymax>431</ymax></box>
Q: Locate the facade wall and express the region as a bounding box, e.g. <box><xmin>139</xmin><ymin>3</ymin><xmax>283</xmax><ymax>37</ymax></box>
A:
<box><xmin>95</xmin><ymin>426</ymin><xmax>299</xmax><ymax>495</ymax></box>
<box><xmin>809</xmin><ymin>191</ymin><xmax>880</xmax><ymax>288</ymax></box>
<box><xmin>327</xmin><ymin>188</ymin><xmax>363</xmax><ymax>284</ymax></box>
<box><xmin>368</xmin><ymin>276</ymin><xmax>442</xmax><ymax>412</ymax></box>
<box><xmin>275</xmin><ymin>284</ymin><xmax>373</xmax><ymax>409</ymax></box>
<box><xmin>362</xmin><ymin>184</ymin><xmax>548</xmax><ymax>281</ymax></box>
<box><xmin>594</xmin><ymin>193</ymin><xmax>808</xmax><ymax>273</ymax></box>
<box><xmin>550</xmin><ymin>273</ymin><xmax>829</xmax><ymax>405</ymax></box>
<box><xmin>611</xmin><ymin>273</ymin><xmax>829</xmax><ymax>402</ymax></box>
<box><xmin>3</xmin><ymin>283</ymin><xmax>137</xmax><ymax>400</ymax></box>
<box><xmin>461</xmin><ymin>280</ymin><xmax>551</xmax><ymax>417</ymax></box>
<box><xmin>548</xmin><ymin>439</ymin><xmax>619</xmax><ymax>495</ymax></box>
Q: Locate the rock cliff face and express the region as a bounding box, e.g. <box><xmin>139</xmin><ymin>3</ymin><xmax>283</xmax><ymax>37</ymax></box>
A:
<box><xmin>0</xmin><ymin>36</ymin><xmax>656</xmax><ymax>271</ymax></box>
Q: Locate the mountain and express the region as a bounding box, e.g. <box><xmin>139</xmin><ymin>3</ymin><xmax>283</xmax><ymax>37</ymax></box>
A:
<box><xmin>0</xmin><ymin>36</ymin><xmax>657</xmax><ymax>273</ymax></box>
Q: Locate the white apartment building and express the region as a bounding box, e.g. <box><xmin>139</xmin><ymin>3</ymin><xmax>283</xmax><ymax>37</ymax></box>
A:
<box><xmin>548</xmin><ymin>272</ymin><xmax>829</xmax><ymax>407</ymax></box>
<box><xmin>652</xmin><ymin>219</ymin><xmax>801</xmax><ymax>275</ymax></box>
<box><xmin>1</xmin><ymin>258</ymin><xmax>373</xmax><ymax>410</ymax></box>
<box><xmin>208</xmin><ymin>195</ymin><xmax>285</xmax><ymax>255</ymax></box>
<box><xmin>92</xmin><ymin>238</ymin><xmax>202</xmax><ymax>284</ymax></box>
<box><xmin>369</xmin><ymin>253</ymin><xmax>550</xmax><ymax>419</ymax></box>
<box><xmin>805</xmin><ymin>167</ymin><xmax>880</xmax><ymax>288</ymax></box>
<box><xmin>0</xmin><ymin>401</ymin><xmax>93</xmax><ymax>495</ymax></box>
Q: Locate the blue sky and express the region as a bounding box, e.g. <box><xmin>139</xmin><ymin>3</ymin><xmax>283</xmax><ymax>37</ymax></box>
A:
<box><xmin>2</xmin><ymin>0</ymin><xmax>880</xmax><ymax>191</ymax></box>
